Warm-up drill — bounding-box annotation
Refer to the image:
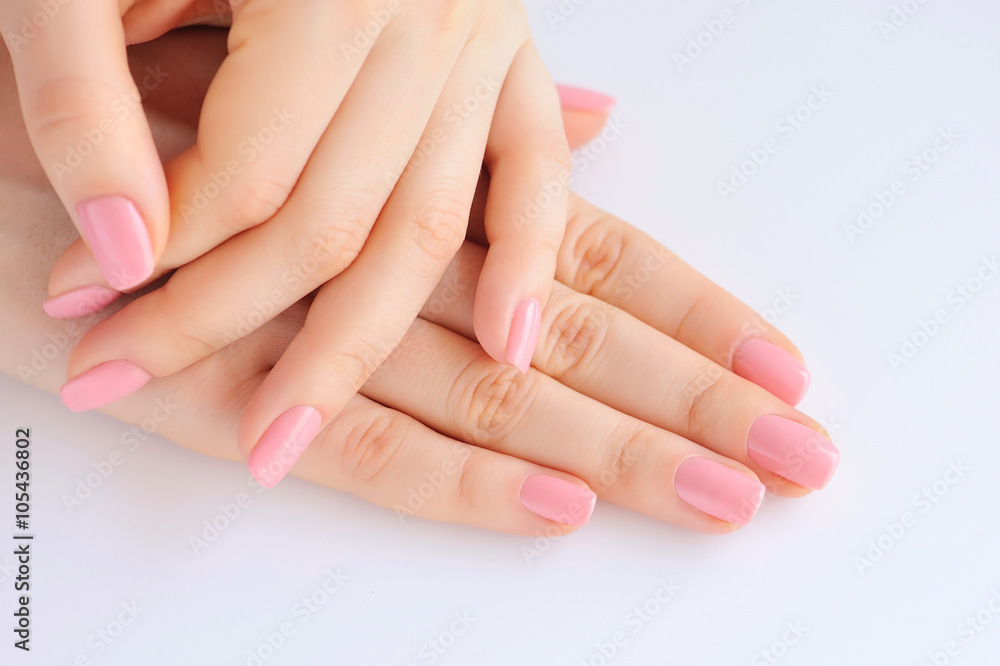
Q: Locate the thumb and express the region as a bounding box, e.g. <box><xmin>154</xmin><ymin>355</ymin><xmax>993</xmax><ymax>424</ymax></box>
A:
<box><xmin>1</xmin><ymin>0</ymin><xmax>168</xmax><ymax>290</ymax></box>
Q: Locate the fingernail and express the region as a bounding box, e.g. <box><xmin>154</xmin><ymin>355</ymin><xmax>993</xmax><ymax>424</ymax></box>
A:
<box><xmin>506</xmin><ymin>298</ymin><xmax>541</xmax><ymax>373</ymax></box>
<box><xmin>732</xmin><ymin>338</ymin><xmax>811</xmax><ymax>406</ymax></box>
<box><xmin>248</xmin><ymin>406</ymin><xmax>322</xmax><ymax>488</ymax></box>
<box><xmin>60</xmin><ymin>359</ymin><xmax>152</xmax><ymax>412</ymax></box>
<box><xmin>747</xmin><ymin>415</ymin><xmax>840</xmax><ymax>490</ymax></box>
<box><xmin>42</xmin><ymin>285</ymin><xmax>121</xmax><ymax>319</ymax></box>
<box><xmin>674</xmin><ymin>457</ymin><xmax>765</xmax><ymax>526</ymax></box>
<box><xmin>556</xmin><ymin>84</ymin><xmax>616</xmax><ymax>112</ymax></box>
<box><xmin>519</xmin><ymin>475</ymin><xmax>596</xmax><ymax>526</ymax></box>
<box><xmin>77</xmin><ymin>196</ymin><xmax>154</xmax><ymax>291</ymax></box>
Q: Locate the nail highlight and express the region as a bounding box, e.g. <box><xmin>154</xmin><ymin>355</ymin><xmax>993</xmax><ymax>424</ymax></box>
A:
<box><xmin>60</xmin><ymin>360</ymin><xmax>152</xmax><ymax>412</ymax></box>
<box><xmin>248</xmin><ymin>406</ymin><xmax>323</xmax><ymax>488</ymax></box>
<box><xmin>519</xmin><ymin>475</ymin><xmax>596</xmax><ymax>526</ymax></box>
<box><xmin>506</xmin><ymin>298</ymin><xmax>541</xmax><ymax>373</ymax></box>
<box><xmin>747</xmin><ymin>415</ymin><xmax>839</xmax><ymax>490</ymax></box>
<box><xmin>674</xmin><ymin>457</ymin><xmax>765</xmax><ymax>526</ymax></box>
<box><xmin>732</xmin><ymin>338</ymin><xmax>811</xmax><ymax>406</ymax></box>
<box><xmin>77</xmin><ymin>196</ymin><xmax>154</xmax><ymax>291</ymax></box>
<box><xmin>43</xmin><ymin>285</ymin><xmax>121</xmax><ymax>319</ymax></box>
<box><xmin>556</xmin><ymin>84</ymin><xmax>616</xmax><ymax>113</ymax></box>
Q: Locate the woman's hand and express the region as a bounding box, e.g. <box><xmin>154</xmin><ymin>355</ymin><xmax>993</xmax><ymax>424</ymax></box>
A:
<box><xmin>3</xmin><ymin>0</ymin><xmax>577</xmax><ymax>469</ymax></box>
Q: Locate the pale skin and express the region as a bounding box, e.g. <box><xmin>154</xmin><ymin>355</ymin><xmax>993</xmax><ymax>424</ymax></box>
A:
<box><xmin>0</xmin><ymin>0</ymin><xmax>574</xmax><ymax>474</ymax></box>
<box><xmin>0</xmin><ymin>29</ymin><xmax>835</xmax><ymax>535</ymax></box>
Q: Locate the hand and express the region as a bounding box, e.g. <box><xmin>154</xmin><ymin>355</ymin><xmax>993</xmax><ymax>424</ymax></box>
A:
<box><xmin>0</xmin><ymin>30</ymin><xmax>836</xmax><ymax>532</ymax></box>
<box><xmin>5</xmin><ymin>1</ymin><xmax>578</xmax><ymax>476</ymax></box>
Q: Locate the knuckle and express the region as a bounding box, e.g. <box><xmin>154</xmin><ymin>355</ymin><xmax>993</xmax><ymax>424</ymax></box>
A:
<box><xmin>540</xmin><ymin>293</ymin><xmax>611</xmax><ymax>380</ymax></box>
<box><xmin>300</xmin><ymin>189</ymin><xmax>380</xmax><ymax>275</ymax></box>
<box><xmin>410</xmin><ymin>191</ymin><xmax>469</xmax><ymax>266</ymax></box>
<box><xmin>313</xmin><ymin>329</ymin><xmax>390</xmax><ymax>390</ymax></box>
<box><xmin>337</xmin><ymin>410</ymin><xmax>409</xmax><ymax>484</ymax></box>
<box><xmin>594</xmin><ymin>423</ymin><xmax>652</xmax><ymax>494</ymax></box>
<box><xmin>454</xmin><ymin>362</ymin><xmax>536</xmax><ymax>442</ymax></box>
<box><xmin>25</xmin><ymin>76</ymin><xmax>130</xmax><ymax>148</ymax></box>
<box><xmin>568</xmin><ymin>220</ymin><xmax>632</xmax><ymax>298</ymax></box>
<box><xmin>679</xmin><ymin>367</ymin><xmax>736</xmax><ymax>439</ymax></box>
<box><xmin>224</xmin><ymin>172</ymin><xmax>295</xmax><ymax>230</ymax></box>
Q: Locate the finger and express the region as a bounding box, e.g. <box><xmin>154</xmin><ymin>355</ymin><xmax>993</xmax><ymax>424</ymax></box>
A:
<box><xmin>44</xmin><ymin>78</ymin><xmax>607</xmax><ymax>310</ymax></box>
<box><xmin>60</xmin><ymin>15</ymin><xmax>471</xmax><ymax>408</ymax></box>
<box><xmin>0</xmin><ymin>0</ymin><xmax>168</xmax><ymax>289</ymax></box>
<box><xmin>557</xmin><ymin>194</ymin><xmax>812</xmax><ymax>405</ymax></box>
<box><xmin>235</xmin><ymin>40</ymin><xmax>519</xmax><ymax>482</ymax></box>
<box><xmin>474</xmin><ymin>42</ymin><xmax>572</xmax><ymax>372</ymax></box>
<box><xmin>253</xmin><ymin>394</ymin><xmax>596</xmax><ymax>532</ymax></box>
<box><xmin>91</xmin><ymin>313</ymin><xmax>596</xmax><ymax>533</ymax></box>
<box><xmin>419</xmin><ymin>242</ymin><xmax>838</xmax><ymax>495</ymax></box>
<box><xmin>364</xmin><ymin>318</ymin><xmax>767</xmax><ymax>532</ymax></box>
<box><xmin>556</xmin><ymin>84</ymin><xmax>615</xmax><ymax>149</ymax></box>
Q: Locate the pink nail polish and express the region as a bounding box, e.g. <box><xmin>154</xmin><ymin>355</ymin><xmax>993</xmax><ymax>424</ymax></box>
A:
<box><xmin>60</xmin><ymin>359</ymin><xmax>152</xmax><ymax>412</ymax></box>
<box><xmin>732</xmin><ymin>338</ymin><xmax>811</xmax><ymax>406</ymax></box>
<box><xmin>519</xmin><ymin>475</ymin><xmax>596</xmax><ymax>526</ymax></box>
<box><xmin>556</xmin><ymin>84</ymin><xmax>616</xmax><ymax>112</ymax></box>
<box><xmin>42</xmin><ymin>285</ymin><xmax>121</xmax><ymax>319</ymax></box>
<box><xmin>248</xmin><ymin>406</ymin><xmax>322</xmax><ymax>488</ymax></box>
<box><xmin>747</xmin><ymin>415</ymin><xmax>839</xmax><ymax>490</ymax></box>
<box><xmin>674</xmin><ymin>457</ymin><xmax>765</xmax><ymax>526</ymax></box>
<box><xmin>506</xmin><ymin>298</ymin><xmax>541</xmax><ymax>373</ymax></box>
<box><xmin>76</xmin><ymin>196</ymin><xmax>154</xmax><ymax>291</ymax></box>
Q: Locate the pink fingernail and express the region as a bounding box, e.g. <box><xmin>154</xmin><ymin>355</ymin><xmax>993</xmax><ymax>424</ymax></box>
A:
<box><xmin>674</xmin><ymin>457</ymin><xmax>765</xmax><ymax>526</ymax></box>
<box><xmin>506</xmin><ymin>298</ymin><xmax>541</xmax><ymax>373</ymax></box>
<box><xmin>77</xmin><ymin>196</ymin><xmax>154</xmax><ymax>291</ymax></box>
<box><xmin>556</xmin><ymin>84</ymin><xmax>616</xmax><ymax>113</ymax></box>
<box><xmin>747</xmin><ymin>415</ymin><xmax>840</xmax><ymax>490</ymax></box>
<box><xmin>42</xmin><ymin>285</ymin><xmax>121</xmax><ymax>319</ymax></box>
<box><xmin>248</xmin><ymin>406</ymin><xmax>322</xmax><ymax>488</ymax></box>
<box><xmin>732</xmin><ymin>338</ymin><xmax>811</xmax><ymax>406</ymax></box>
<box><xmin>60</xmin><ymin>359</ymin><xmax>152</xmax><ymax>412</ymax></box>
<box><xmin>519</xmin><ymin>475</ymin><xmax>596</xmax><ymax>526</ymax></box>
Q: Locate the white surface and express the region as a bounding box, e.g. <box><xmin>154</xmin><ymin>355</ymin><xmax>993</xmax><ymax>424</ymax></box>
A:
<box><xmin>3</xmin><ymin>1</ymin><xmax>1000</xmax><ymax>664</ymax></box>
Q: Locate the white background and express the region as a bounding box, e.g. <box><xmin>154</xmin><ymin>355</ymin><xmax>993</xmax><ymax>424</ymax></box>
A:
<box><xmin>2</xmin><ymin>1</ymin><xmax>1000</xmax><ymax>664</ymax></box>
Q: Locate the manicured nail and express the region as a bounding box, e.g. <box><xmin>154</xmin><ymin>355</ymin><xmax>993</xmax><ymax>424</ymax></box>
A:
<box><xmin>747</xmin><ymin>415</ymin><xmax>839</xmax><ymax>490</ymax></box>
<box><xmin>732</xmin><ymin>338</ymin><xmax>811</xmax><ymax>406</ymax></box>
<box><xmin>674</xmin><ymin>457</ymin><xmax>765</xmax><ymax>526</ymax></box>
<box><xmin>248</xmin><ymin>406</ymin><xmax>322</xmax><ymax>488</ymax></box>
<box><xmin>556</xmin><ymin>84</ymin><xmax>616</xmax><ymax>112</ymax></box>
<box><xmin>60</xmin><ymin>359</ymin><xmax>152</xmax><ymax>412</ymax></box>
<box><xmin>42</xmin><ymin>285</ymin><xmax>121</xmax><ymax>319</ymax></box>
<box><xmin>506</xmin><ymin>298</ymin><xmax>541</xmax><ymax>373</ymax></box>
<box><xmin>519</xmin><ymin>475</ymin><xmax>596</xmax><ymax>526</ymax></box>
<box><xmin>76</xmin><ymin>196</ymin><xmax>154</xmax><ymax>291</ymax></box>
